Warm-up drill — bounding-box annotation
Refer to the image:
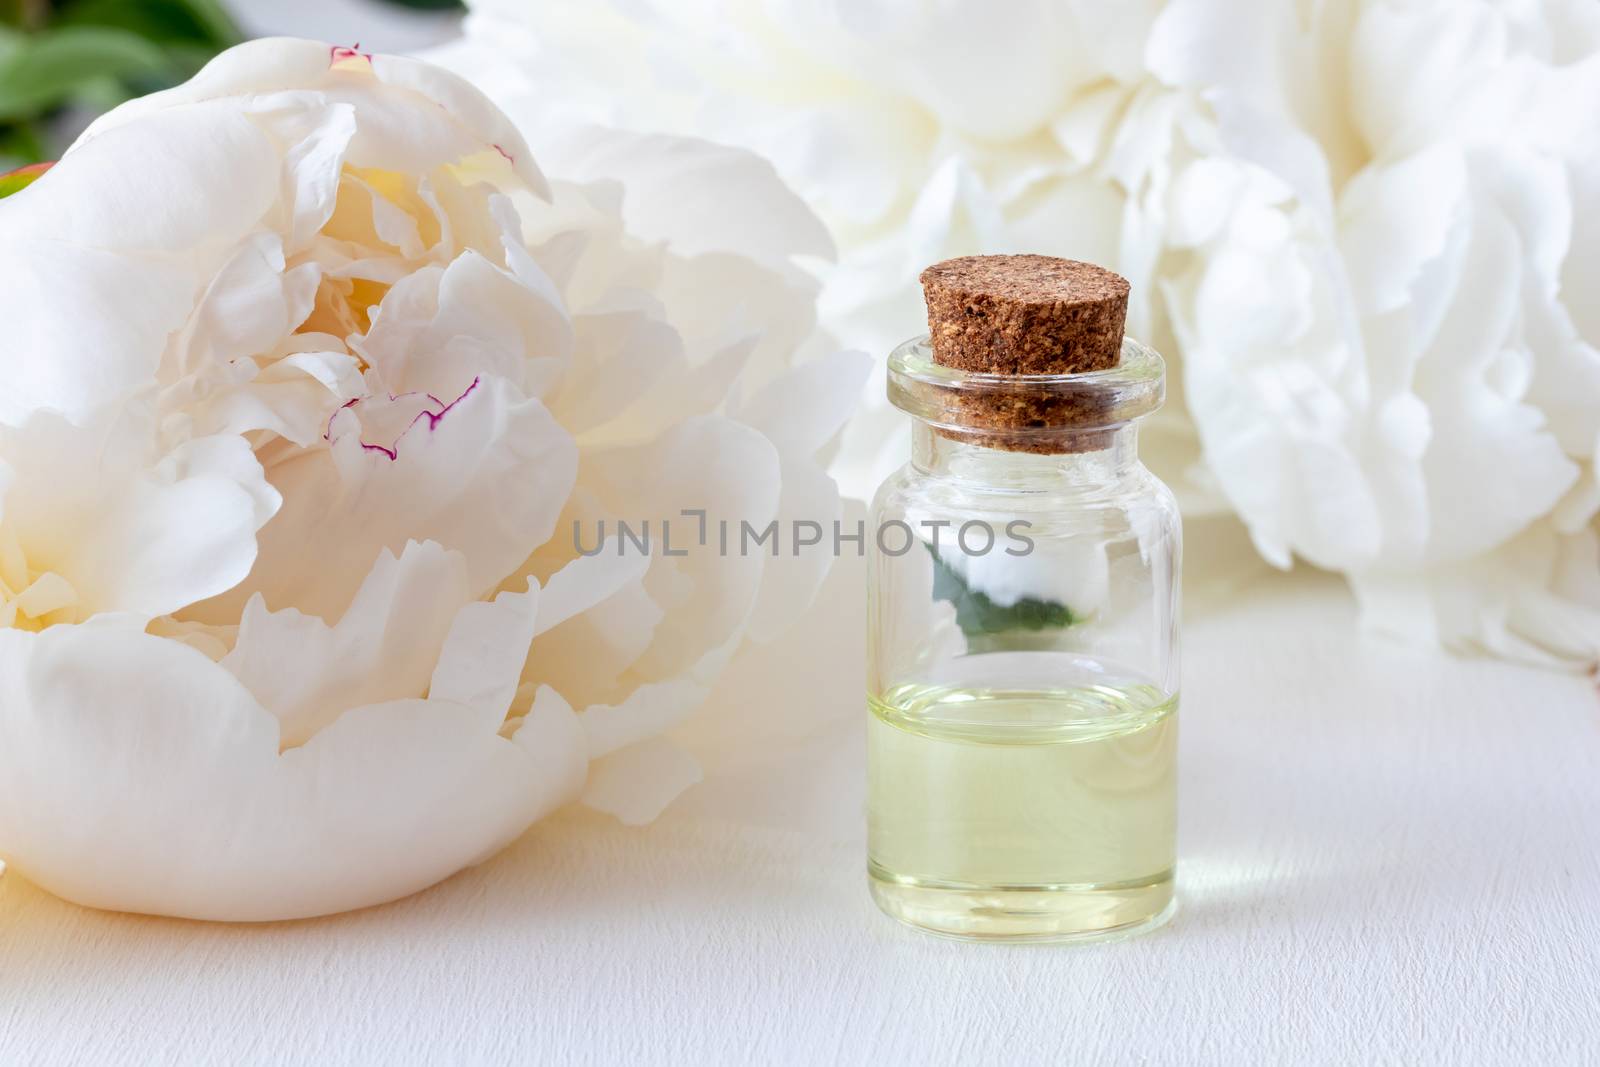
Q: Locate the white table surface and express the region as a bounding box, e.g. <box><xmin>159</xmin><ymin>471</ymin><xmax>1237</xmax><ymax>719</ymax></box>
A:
<box><xmin>3</xmin><ymin>515</ymin><xmax>1596</xmax><ymax>1065</ymax></box>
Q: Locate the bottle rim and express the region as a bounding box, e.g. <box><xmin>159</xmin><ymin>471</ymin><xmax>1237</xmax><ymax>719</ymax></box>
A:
<box><xmin>887</xmin><ymin>334</ymin><xmax>1166</xmax><ymax>440</ymax></box>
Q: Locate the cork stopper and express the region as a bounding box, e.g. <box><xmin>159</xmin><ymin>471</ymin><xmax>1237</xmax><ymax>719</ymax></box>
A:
<box><xmin>921</xmin><ymin>255</ymin><xmax>1129</xmax><ymax>375</ymax></box>
<box><xmin>916</xmin><ymin>255</ymin><xmax>1133</xmax><ymax>454</ymax></box>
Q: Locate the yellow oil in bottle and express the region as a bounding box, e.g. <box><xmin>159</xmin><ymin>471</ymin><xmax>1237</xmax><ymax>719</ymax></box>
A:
<box><xmin>867</xmin><ymin>679</ymin><xmax>1177</xmax><ymax>941</ymax></box>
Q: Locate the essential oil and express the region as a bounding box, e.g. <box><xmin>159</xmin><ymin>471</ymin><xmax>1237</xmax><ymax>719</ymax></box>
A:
<box><xmin>867</xmin><ymin>665</ymin><xmax>1176</xmax><ymax>940</ymax></box>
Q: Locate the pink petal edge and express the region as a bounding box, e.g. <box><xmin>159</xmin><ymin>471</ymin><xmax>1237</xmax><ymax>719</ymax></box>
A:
<box><xmin>330</xmin><ymin>44</ymin><xmax>373</xmax><ymax>66</ymax></box>
<box><xmin>324</xmin><ymin>377</ymin><xmax>483</xmax><ymax>462</ymax></box>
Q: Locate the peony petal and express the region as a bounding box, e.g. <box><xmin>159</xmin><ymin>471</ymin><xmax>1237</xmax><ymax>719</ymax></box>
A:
<box><xmin>191</xmin><ymin>348</ymin><xmax>366</xmax><ymax>446</ymax></box>
<box><xmin>772</xmin><ymin>0</ymin><xmax>1091</xmax><ymax>141</ymax></box>
<box><xmin>1207</xmin><ymin>90</ymin><xmax>1335</xmax><ymax>225</ymax></box>
<box><xmin>201</xmin><ymin>376</ymin><xmax>577</xmax><ymax>624</ymax></box>
<box><xmin>79</xmin><ymin>38</ymin><xmax>346</xmax><ymax>137</ymax></box>
<box><xmin>1413</xmin><ymin>193</ymin><xmax>1577</xmax><ymax>562</ymax></box>
<box><xmin>581</xmin><ymin>415</ymin><xmax>781</xmax><ymax>681</ymax></box>
<box><xmin>579</xmin><ymin>679</ymin><xmax>705</xmax><ymax>759</ymax></box>
<box><xmin>738</xmin><ymin>453</ymin><xmax>842</xmax><ymax>644</ymax></box>
<box><xmin>1165</xmin><ymin>157</ymin><xmax>1249</xmax><ymax>250</ymax></box>
<box><xmin>521</xmin><ymin>538</ymin><xmax>663</xmax><ymax>707</ymax></box>
<box><xmin>0</xmin><ymin>623</ymin><xmax>584</xmax><ymax>921</ymax></box>
<box><xmin>369</xmin><ymin>51</ymin><xmax>548</xmax><ymax>197</ymax></box>
<box><xmin>0</xmin><ymin>246</ymin><xmax>182</xmax><ymax>425</ymax></box>
<box><xmin>1479</xmin><ymin>151</ymin><xmax>1600</xmax><ymax>457</ymax></box>
<box><xmin>178</xmin><ymin>232</ymin><xmax>322</xmax><ymax>374</ymax></box>
<box><xmin>1146</xmin><ymin>0</ymin><xmax>1286</xmax><ymax>101</ymax></box>
<box><xmin>581</xmin><ymin>736</ymin><xmax>703</xmax><ymax>826</ymax></box>
<box><xmin>540</xmin><ymin>126</ymin><xmax>834</xmax><ymax>270</ymax></box>
<box><xmin>1338</xmin><ymin>146</ymin><xmax>1469</xmax><ymax>317</ymax></box>
<box><xmin>429</xmin><ymin>580</ymin><xmax>540</xmax><ymax>733</ymax></box>
<box><xmin>84</xmin><ymin>37</ymin><xmax>547</xmax><ymax>198</ymax></box>
<box><xmin>547</xmin><ymin>309</ymin><xmax>686</xmax><ymax>436</ymax></box>
<box><xmin>41</xmin><ymin>103</ymin><xmax>280</xmax><ymax>252</ymax></box>
<box><xmin>13</xmin><ymin>571</ymin><xmax>76</xmax><ymax>619</ymax></box>
<box><xmin>584</xmin><ymin>334</ymin><xmax>755</xmax><ymax>447</ymax></box>
<box><xmin>358</xmin><ymin>249</ymin><xmax>573</xmax><ymax>402</ymax></box>
<box><xmin>1349</xmin><ymin>2</ymin><xmax>1507</xmax><ymax>158</ymax></box>
<box><xmin>729</xmin><ymin>349</ymin><xmax>873</xmax><ymax>457</ymax></box>
<box><xmin>1</xmin><ymin>410</ymin><xmax>278</xmax><ymax>620</ymax></box>
<box><xmin>222</xmin><ymin>540</ymin><xmax>472</xmax><ymax>747</ymax></box>
<box><xmin>275</xmin><ymin>99</ymin><xmax>359</xmax><ymax>254</ymax></box>
<box><xmin>656</xmin><ymin>248</ymin><xmax>821</xmax><ymax>372</ymax></box>
<box><xmin>534</xmin><ymin>545</ymin><xmax>653</xmax><ymax>638</ymax></box>
<box><xmin>0</xmin><ymin>92</ymin><xmax>338</xmax><ymax>424</ymax></box>
<box><xmin>1354</xmin><ymin>524</ymin><xmax>1600</xmax><ymax>671</ymax></box>
<box><xmin>509</xmin><ymin>685</ymin><xmax>589</xmax><ymax>816</ymax></box>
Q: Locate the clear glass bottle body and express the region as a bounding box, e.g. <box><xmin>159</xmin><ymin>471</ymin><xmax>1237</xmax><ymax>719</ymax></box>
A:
<box><xmin>867</xmin><ymin>337</ymin><xmax>1181</xmax><ymax>942</ymax></box>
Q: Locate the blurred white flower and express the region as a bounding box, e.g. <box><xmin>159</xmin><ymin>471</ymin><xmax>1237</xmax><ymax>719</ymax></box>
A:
<box><xmin>435</xmin><ymin>0</ymin><xmax>1211</xmax><ymax>496</ymax></box>
<box><xmin>1153</xmin><ymin>0</ymin><xmax>1600</xmax><ymax>667</ymax></box>
<box><xmin>445</xmin><ymin>0</ymin><xmax>1600</xmax><ymax>668</ymax></box>
<box><xmin>0</xmin><ymin>38</ymin><xmax>865</xmax><ymax>920</ymax></box>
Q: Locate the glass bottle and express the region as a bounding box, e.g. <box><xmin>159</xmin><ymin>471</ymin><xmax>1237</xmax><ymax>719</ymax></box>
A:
<box><xmin>866</xmin><ymin>334</ymin><xmax>1181</xmax><ymax>941</ymax></box>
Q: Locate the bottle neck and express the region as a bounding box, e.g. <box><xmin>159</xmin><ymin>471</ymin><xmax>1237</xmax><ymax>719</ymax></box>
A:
<box><xmin>910</xmin><ymin>422</ymin><xmax>1142</xmax><ymax>490</ymax></box>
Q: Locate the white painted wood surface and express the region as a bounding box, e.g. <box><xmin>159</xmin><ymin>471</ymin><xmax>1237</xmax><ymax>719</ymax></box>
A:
<box><xmin>3</xmin><ymin>517</ymin><xmax>1596</xmax><ymax>1064</ymax></box>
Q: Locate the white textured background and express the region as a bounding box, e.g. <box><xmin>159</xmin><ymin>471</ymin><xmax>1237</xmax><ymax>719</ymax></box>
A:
<box><xmin>4</xmin><ymin>515</ymin><xmax>1596</xmax><ymax>1065</ymax></box>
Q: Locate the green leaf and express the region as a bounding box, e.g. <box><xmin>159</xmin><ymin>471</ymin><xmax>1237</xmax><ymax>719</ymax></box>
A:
<box><xmin>0</xmin><ymin>119</ymin><xmax>46</xmax><ymax>166</ymax></box>
<box><xmin>0</xmin><ymin>158</ymin><xmax>50</xmax><ymax>197</ymax></box>
<box><xmin>0</xmin><ymin>26</ymin><xmax>175</xmax><ymax>122</ymax></box>
<box><xmin>0</xmin><ymin>1</ymin><xmax>46</xmax><ymax>32</ymax></box>
<box><xmin>926</xmin><ymin>542</ymin><xmax>1074</xmax><ymax>638</ymax></box>
<box><xmin>170</xmin><ymin>0</ymin><xmax>241</xmax><ymax>45</ymax></box>
<box><xmin>52</xmin><ymin>0</ymin><xmax>240</xmax><ymax>49</ymax></box>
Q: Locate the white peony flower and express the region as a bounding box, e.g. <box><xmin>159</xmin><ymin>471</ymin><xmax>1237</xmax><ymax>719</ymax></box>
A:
<box><xmin>433</xmin><ymin>0</ymin><xmax>1210</xmax><ymax>498</ymax></box>
<box><xmin>445</xmin><ymin>0</ymin><xmax>1600</xmax><ymax>668</ymax></box>
<box><xmin>0</xmin><ymin>38</ymin><xmax>866</xmax><ymax>920</ymax></box>
<box><xmin>1152</xmin><ymin>0</ymin><xmax>1600</xmax><ymax>667</ymax></box>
